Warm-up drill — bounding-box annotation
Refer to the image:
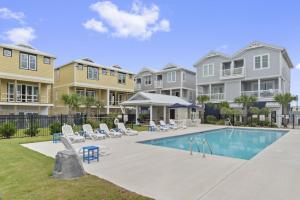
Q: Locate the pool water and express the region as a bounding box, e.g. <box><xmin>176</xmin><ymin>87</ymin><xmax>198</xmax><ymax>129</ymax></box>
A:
<box><xmin>140</xmin><ymin>128</ymin><xmax>288</xmax><ymax>160</ymax></box>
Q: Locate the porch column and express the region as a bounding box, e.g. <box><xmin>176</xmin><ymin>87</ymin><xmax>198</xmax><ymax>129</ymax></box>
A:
<box><xmin>258</xmin><ymin>79</ymin><xmax>261</xmax><ymax>98</ymax></box>
<box><xmin>14</xmin><ymin>80</ymin><xmax>17</xmax><ymax>102</ymax></box>
<box><xmin>180</xmin><ymin>88</ymin><xmax>183</xmax><ymax>98</ymax></box>
<box><xmin>135</xmin><ymin>106</ymin><xmax>139</xmax><ymax>124</ymax></box>
<box><xmin>106</xmin><ymin>89</ymin><xmax>110</xmax><ymax>115</ymax></box>
<box><xmin>163</xmin><ymin>106</ymin><xmax>167</xmax><ymax>122</ymax></box>
<box><xmin>278</xmin><ymin>77</ymin><xmax>282</xmax><ymax>93</ymax></box>
<box><xmin>84</xmin><ymin>87</ymin><xmax>87</xmax><ymax>96</ymax></box>
<box><xmin>170</xmin><ymin>89</ymin><xmax>172</xmax><ymax>96</ymax></box>
<box><xmin>38</xmin><ymin>82</ymin><xmax>41</xmax><ymax>102</ymax></box>
<box><xmin>0</xmin><ymin>78</ymin><xmax>1</xmax><ymax>101</ymax></box>
<box><xmin>209</xmin><ymin>84</ymin><xmax>212</xmax><ymax>99</ymax></box>
<box><xmin>149</xmin><ymin>105</ymin><xmax>153</xmax><ymax>121</ymax></box>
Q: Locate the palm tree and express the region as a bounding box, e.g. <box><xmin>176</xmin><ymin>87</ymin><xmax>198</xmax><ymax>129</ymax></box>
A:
<box><xmin>61</xmin><ymin>93</ymin><xmax>81</xmax><ymax>114</ymax></box>
<box><xmin>95</xmin><ymin>100</ymin><xmax>105</xmax><ymax>117</ymax></box>
<box><xmin>234</xmin><ymin>95</ymin><xmax>257</xmax><ymax>124</ymax></box>
<box><xmin>81</xmin><ymin>96</ymin><xmax>96</xmax><ymax>116</ymax></box>
<box><xmin>197</xmin><ymin>95</ymin><xmax>210</xmax><ymax>123</ymax></box>
<box><xmin>274</xmin><ymin>93</ymin><xmax>297</xmax><ymax>128</ymax></box>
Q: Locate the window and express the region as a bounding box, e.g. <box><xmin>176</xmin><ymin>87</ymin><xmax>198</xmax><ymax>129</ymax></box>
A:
<box><xmin>254</xmin><ymin>54</ymin><xmax>269</xmax><ymax>69</ymax></box>
<box><xmin>76</xmin><ymin>90</ymin><xmax>85</xmax><ymax>97</ymax></box>
<box><xmin>167</xmin><ymin>71</ymin><xmax>176</xmax><ymax>82</ymax></box>
<box><xmin>29</xmin><ymin>55</ymin><xmax>37</xmax><ymax>70</ymax></box>
<box><xmin>182</xmin><ymin>71</ymin><xmax>186</xmax><ymax>81</ymax></box>
<box><xmin>144</xmin><ymin>75</ymin><xmax>152</xmax><ymax>85</ymax></box>
<box><xmin>129</xmin><ymin>74</ymin><xmax>133</xmax><ymax>79</ymax></box>
<box><xmin>136</xmin><ymin>78</ymin><xmax>141</xmax><ymax>84</ymax></box>
<box><xmin>260</xmin><ymin>81</ymin><xmax>274</xmax><ymax>90</ymax></box>
<box><xmin>86</xmin><ymin>91</ymin><xmax>96</xmax><ymax>99</ymax></box>
<box><xmin>3</xmin><ymin>48</ymin><xmax>12</xmax><ymax>57</ymax></box>
<box><xmin>102</xmin><ymin>68</ymin><xmax>107</xmax><ymax>75</ymax></box>
<box><xmin>43</xmin><ymin>56</ymin><xmax>50</xmax><ymax>64</ymax></box>
<box><xmin>20</xmin><ymin>53</ymin><xmax>36</xmax><ymax>70</ymax></box>
<box><xmin>234</xmin><ymin>59</ymin><xmax>244</xmax><ymax>68</ymax></box>
<box><xmin>7</xmin><ymin>83</ymin><xmax>14</xmax><ymax>102</ymax></box>
<box><xmin>77</xmin><ymin>64</ymin><xmax>83</xmax><ymax>70</ymax></box>
<box><xmin>87</xmin><ymin>67</ymin><xmax>99</xmax><ymax>80</ymax></box>
<box><xmin>118</xmin><ymin>72</ymin><xmax>126</xmax><ymax>84</ymax></box>
<box><xmin>110</xmin><ymin>70</ymin><xmax>115</xmax><ymax>76</ymax></box>
<box><xmin>203</xmin><ymin>63</ymin><xmax>214</xmax><ymax>77</ymax></box>
<box><xmin>222</xmin><ymin>62</ymin><xmax>231</xmax><ymax>70</ymax></box>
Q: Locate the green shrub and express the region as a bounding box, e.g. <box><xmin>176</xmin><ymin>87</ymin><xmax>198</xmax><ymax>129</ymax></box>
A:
<box><xmin>216</xmin><ymin>120</ymin><xmax>225</xmax><ymax>125</ymax></box>
<box><xmin>85</xmin><ymin>119</ymin><xmax>99</xmax><ymax>129</ymax></box>
<box><xmin>24</xmin><ymin>122</ymin><xmax>40</xmax><ymax>137</ymax></box>
<box><xmin>0</xmin><ymin>122</ymin><xmax>17</xmax><ymax>138</ymax></box>
<box><xmin>234</xmin><ymin>121</ymin><xmax>243</xmax><ymax>126</ymax></box>
<box><xmin>49</xmin><ymin>121</ymin><xmax>62</xmax><ymax>135</ymax></box>
<box><xmin>207</xmin><ymin>115</ymin><xmax>217</xmax><ymax>124</ymax></box>
<box><xmin>100</xmin><ymin>118</ymin><xmax>114</xmax><ymax>129</ymax></box>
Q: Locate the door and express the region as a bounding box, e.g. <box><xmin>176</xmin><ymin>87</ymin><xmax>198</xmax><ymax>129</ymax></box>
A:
<box><xmin>170</xmin><ymin>109</ymin><xmax>175</xmax><ymax>119</ymax></box>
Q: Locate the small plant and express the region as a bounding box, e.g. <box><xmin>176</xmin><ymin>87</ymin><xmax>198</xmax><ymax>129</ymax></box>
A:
<box><xmin>100</xmin><ymin>118</ymin><xmax>114</xmax><ymax>129</ymax></box>
<box><xmin>206</xmin><ymin>115</ymin><xmax>217</xmax><ymax>124</ymax></box>
<box><xmin>49</xmin><ymin>121</ymin><xmax>62</xmax><ymax>135</ymax></box>
<box><xmin>24</xmin><ymin>122</ymin><xmax>40</xmax><ymax>137</ymax></box>
<box><xmin>86</xmin><ymin>119</ymin><xmax>99</xmax><ymax>129</ymax></box>
<box><xmin>0</xmin><ymin>122</ymin><xmax>17</xmax><ymax>138</ymax></box>
<box><xmin>216</xmin><ymin>119</ymin><xmax>225</xmax><ymax>125</ymax></box>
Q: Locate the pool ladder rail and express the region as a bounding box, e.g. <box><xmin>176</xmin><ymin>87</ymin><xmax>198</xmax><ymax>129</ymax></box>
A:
<box><xmin>225</xmin><ymin>118</ymin><xmax>235</xmax><ymax>136</ymax></box>
<box><xmin>189</xmin><ymin>137</ymin><xmax>213</xmax><ymax>158</ymax></box>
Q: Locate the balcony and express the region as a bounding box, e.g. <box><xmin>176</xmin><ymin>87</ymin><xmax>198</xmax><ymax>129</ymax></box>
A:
<box><xmin>154</xmin><ymin>80</ymin><xmax>163</xmax><ymax>88</ymax></box>
<box><xmin>221</xmin><ymin>67</ymin><xmax>245</xmax><ymax>79</ymax></box>
<box><xmin>0</xmin><ymin>93</ymin><xmax>49</xmax><ymax>104</ymax></box>
<box><xmin>241</xmin><ymin>89</ymin><xmax>279</xmax><ymax>98</ymax></box>
<box><xmin>199</xmin><ymin>93</ymin><xmax>224</xmax><ymax>102</ymax></box>
<box><xmin>109</xmin><ymin>100</ymin><xmax>122</xmax><ymax>106</ymax></box>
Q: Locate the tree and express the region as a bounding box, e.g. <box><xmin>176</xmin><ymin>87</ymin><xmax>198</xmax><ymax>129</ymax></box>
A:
<box><xmin>81</xmin><ymin>96</ymin><xmax>96</xmax><ymax>116</ymax></box>
<box><xmin>61</xmin><ymin>93</ymin><xmax>81</xmax><ymax>114</ymax></box>
<box><xmin>197</xmin><ymin>95</ymin><xmax>210</xmax><ymax>123</ymax></box>
<box><xmin>274</xmin><ymin>93</ymin><xmax>297</xmax><ymax>128</ymax></box>
<box><xmin>260</xmin><ymin>107</ymin><xmax>270</xmax><ymax>116</ymax></box>
<box><xmin>95</xmin><ymin>100</ymin><xmax>105</xmax><ymax>116</ymax></box>
<box><xmin>249</xmin><ymin>107</ymin><xmax>260</xmax><ymax>115</ymax></box>
<box><xmin>234</xmin><ymin>95</ymin><xmax>257</xmax><ymax>124</ymax></box>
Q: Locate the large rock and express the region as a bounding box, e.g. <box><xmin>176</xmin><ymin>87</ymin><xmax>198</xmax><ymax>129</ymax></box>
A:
<box><xmin>53</xmin><ymin>150</ymin><xmax>85</xmax><ymax>179</ymax></box>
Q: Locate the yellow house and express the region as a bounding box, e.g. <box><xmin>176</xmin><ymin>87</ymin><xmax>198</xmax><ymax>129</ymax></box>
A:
<box><xmin>52</xmin><ymin>58</ymin><xmax>135</xmax><ymax>115</ymax></box>
<box><xmin>0</xmin><ymin>43</ymin><xmax>55</xmax><ymax>115</ymax></box>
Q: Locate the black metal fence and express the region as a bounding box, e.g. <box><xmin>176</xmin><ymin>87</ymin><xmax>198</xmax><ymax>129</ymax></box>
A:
<box><xmin>204</xmin><ymin>114</ymin><xmax>300</xmax><ymax>129</ymax></box>
<box><xmin>0</xmin><ymin>114</ymin><xmax>136</xmax><ymax>139</ymax></box>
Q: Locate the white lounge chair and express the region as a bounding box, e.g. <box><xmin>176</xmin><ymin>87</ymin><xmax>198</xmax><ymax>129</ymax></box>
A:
<box><xmin>99</xmin><ymin>123</ymin><xmax>122</xmax><ymax>138</ymax></box>
<box><xmin>159</xmin><ymin>120</ymin><xmax>170</xmax><ymax>131</ymax></box>
<box><xmin>169</xmin><ymin>119</ymin><xmax>178</xmax><ymax>129</ymax></box>
<box><xmin>60</xmin><ymin>136</ymin><xmax>109</xmax><ymax>157</ymax></box>
<box><xmin>149</xmin><ymin>120</ymin><xmax>158</xmax><ymax>131</ymax></box>
<box><xmin>62</xmin><ymin>124</ymin><xmax>85</xmax><ymax>143</ymax></box>
<box><xmin>117</xmin><ymin>123</ymin><xmax>138</xmax><ymax>136</ymax></box>
<box><xmin>82</xmin><ymin>124</ymin><xmax>106</xmax><ymax>140</ymax></box>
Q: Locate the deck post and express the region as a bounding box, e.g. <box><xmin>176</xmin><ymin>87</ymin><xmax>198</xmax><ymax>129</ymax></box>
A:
<box><xmin>163</xmin><ymin>106</ymin><xmax>167</xmax><ymax>122</ymax></box>
<box><xmin>106</xmin><ymin>89</ymin><xmax>110</xmax><ymax>115</ymax></box>
<box><xmin>150</xmin><ymin>105</ymin><xmax>153</xmax><ymax>121</ymax></box>
<box><xmin>135</xmin><ymin>106</ymin><xmax>139</xmax><ymax>124</ymax></box>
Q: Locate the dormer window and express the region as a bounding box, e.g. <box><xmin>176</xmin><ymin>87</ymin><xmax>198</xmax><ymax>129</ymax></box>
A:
<box><xmin>3</xmin><ymin>48</ymin><xmax>12</xmax><ymax>57</ymax></box>
<box><xmin>77</xmin><ymin>64</ymin><xmax>83</xmax><ymax>70</ymax></box>
<box><xmin>254</xmin><ymin>54</ymin><xmax>269</xmax><ymax>69</ymax></box>
<box><xmin>43</xmin><ymin>56</ymin><xmax>50</xmax><ymax>64</ymax></box>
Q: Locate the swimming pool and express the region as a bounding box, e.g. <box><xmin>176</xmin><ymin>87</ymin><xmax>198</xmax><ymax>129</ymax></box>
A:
<box><xmin>140</xmin><ymin>128</ymin><xmax>288</xmax><ymax>160</ymax></box>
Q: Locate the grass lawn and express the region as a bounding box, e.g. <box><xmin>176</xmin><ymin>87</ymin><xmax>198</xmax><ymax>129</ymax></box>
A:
<box><xmin>130</xmin><ymin>125</ymin><xmax>149</xmax><ymax>132</ymax></box>
<box><xmin>0</xmin><ymin>136</ymin><xmax>151</xmax><ymax>200</ymax></box>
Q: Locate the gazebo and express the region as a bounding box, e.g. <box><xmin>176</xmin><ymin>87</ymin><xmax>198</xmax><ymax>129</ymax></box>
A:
<box><xmin>120</xmin><ymin>92</ymin><xmax>198</xmax><ymax>124</ymax></box>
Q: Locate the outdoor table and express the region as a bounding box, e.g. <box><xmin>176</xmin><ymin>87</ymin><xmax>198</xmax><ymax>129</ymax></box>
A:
<box><xmin>82</xmin><ymin>146</ymin><xmax>99</xmax><ymax>164</ymax></box>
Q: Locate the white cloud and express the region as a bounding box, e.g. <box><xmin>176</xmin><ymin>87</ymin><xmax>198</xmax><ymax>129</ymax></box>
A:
<box><xmin>3</xmin><ymin>27</ymin><xmax>36</xmax><ymax>44</ymax></box>
<box><xmin>216</xmin><ymin>44</ymin><xmax>228</xmax><ymax>51</ymax></box>
<box><xmin>296</xmin><ymin>63</ymin><xmax>300</xmax><ymax>69</ymax></box>
<box><xmin>83</xmin><ymin>18</ymin><xmax>108</xmax><ymax>33</ymax></box>
<box><xmin>85</xmin><ymin>1</ymin><xmax>170</xmax><ymax>40</ymax></box>
<box><xmin>0</xmin><ymin>7</ymin><xmax>24</xmax><ymax>23</ymax></box>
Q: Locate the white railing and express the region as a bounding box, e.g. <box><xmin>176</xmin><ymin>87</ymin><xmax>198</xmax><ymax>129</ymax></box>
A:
<box><xmin>221</xmin><ymin>67</ymin><xmax>245</xmax><ymax>78</ymax></box>
<box><xmin>109</xmin><ymin>100</ymin><xmax>122</xmax><ymax>106</ymax></box>
<box><xmin>154</xmin><ymin>80</ymin><xmax>163</xmax><ymax>88</ymax></box>
<box><xmin>135</xmin><ymin>84</ymin><xmax>142</xmax><ymax>90</ymax></box>
<box><xmin>241</xmin><ymin>89</ymin><xmax>279</xmax><ymax>98</ymax></box>
<box><xmin>198</xmin><ymin>93</ymin><xmax>224</xmax><ymax>101</ymax></box>
<box><xmin>0</xmin><ymin>93</ymin><xmax>49</xmax><ymax>104</ymax></box>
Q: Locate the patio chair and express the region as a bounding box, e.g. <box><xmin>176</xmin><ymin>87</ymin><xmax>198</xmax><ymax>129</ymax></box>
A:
<box><xmin>117</xmin><ymin>123</ymin><xmax>138</xmax><ymax>136</ymax></box>
<box><xmin>82</xmin><ymin>124</ymin><xmax>106</xmax><ymax>140</ymax></box>
<box><xmin>159</xmin><ymin>120</ymin><xmax>170</xmax><ymax>131</ymax></box>
<box><xmin>99</xmin><ymin>123</ymin><xmax>122</xmax><ymax>138</ymax></box>
<box><xmin>62</xmin><ymin>124</ymin><xmax>85</xmax><ymax>143</ymax></box>
<box><xmin>149</xmin><ymin>121</ymin><xmax>158</xmax><ymax>131</ymax></box>
<box><xmin>169</xmin><ymin>119</ymin><xmax>178</xmax><ymax>129</ymax></box>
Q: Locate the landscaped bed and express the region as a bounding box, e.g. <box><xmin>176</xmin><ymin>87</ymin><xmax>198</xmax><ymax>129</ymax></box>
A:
<box><xmin>0</xmin><ymin>136</ymin><xmax>151</xmax><ymax>200</ymax></box>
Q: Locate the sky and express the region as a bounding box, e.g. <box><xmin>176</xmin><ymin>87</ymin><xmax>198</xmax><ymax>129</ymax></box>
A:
<box><xmin>0</xmin><ymin>0</ymin><xmax>300</xmax><ymax>101</ymax></box>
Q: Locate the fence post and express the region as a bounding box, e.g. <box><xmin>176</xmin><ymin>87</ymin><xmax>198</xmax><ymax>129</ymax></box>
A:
<box><xmin>60</xmin><ymin>114</ymin><xmax>63</xmax><ymax>125</ymax></box>
<box><xmin>232</xmin><ymin>114</ymin><xmax>235</xmax><ymax>126</ymax></box>
<box><xmin>293</xmin><ymin>114</ymin><xmax>295</xmax><ymax>129</ymax></box>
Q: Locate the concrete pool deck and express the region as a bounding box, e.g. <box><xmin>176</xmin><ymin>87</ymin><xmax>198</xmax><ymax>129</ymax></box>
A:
<box><xmin>23</xmin><ymin>125</ymin><xmax>300</xmax><ymax>200</ymax></box>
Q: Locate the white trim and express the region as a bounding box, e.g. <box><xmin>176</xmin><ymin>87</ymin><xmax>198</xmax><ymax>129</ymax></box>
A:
<box><xmin>0</xmin><ymin>72</ymin><xmax>53</xmax><ymax>83</ymax></box>
<box><xmin>253</xmin><ymin>53</ymin><xmax>270</xmax><ymax>70</ymax></box>
<box><xmin>73</xmin><ymin>82</ymin><xmax>134</xmax><ymax>92</ymax></box>
<box><xmin>0</xmin><ymin>102</ymin><xmax>53</xmax><ymax>106</ymax></box>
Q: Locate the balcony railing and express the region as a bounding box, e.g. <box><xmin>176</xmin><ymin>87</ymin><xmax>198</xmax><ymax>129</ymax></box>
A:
<box><xmin>221</xmin><ymin>67</ymin><xmax>245</xmax><ymax>78</ymax></box>
<box><xmin>109</xmin><ymin>100</ymin><xmax>122</xmax><ymax>106</ymax></box>
<box><xmin>0</xmin><ymin>93</ymin><xmax>49</xmax><ymax>104</ymax></box>
<box><xmin>241</xmin><ymin>89</ymin><xmax>279</xmax><ymax>98</ymax></box>
<box><xmin>154</xmin><ymin>80</ymin><xmax>163</xmax><ymax>88</ymax></box>
<box><xmin>198</xmin><ymin>93</ymin><xmax>224</xmax><ymax>101</ymax></box>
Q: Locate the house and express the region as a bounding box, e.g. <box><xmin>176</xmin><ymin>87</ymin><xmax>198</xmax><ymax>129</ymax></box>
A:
<box><xmin>120</xmin><ymin>92</ymin><xmax>199</xmax><ymax>124</ymax></box>
<box><xmin>0</xmin><ymin>43</ymin><xmax>55</xmax><ymax>115</ymax></box>
<box><xmin>52</xmin><ymin>58</ymin><xmax>135</xmax><ymax>115</ymax></box>
<box><xmin>134</xmin><ymin>63</ymin><xmax>196</xmax><ymax>102</ymax></box>
<box><xmin>194</xmin><ymin>41</ymin><xmax>293</xmax><ymax>117</ymax></box>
